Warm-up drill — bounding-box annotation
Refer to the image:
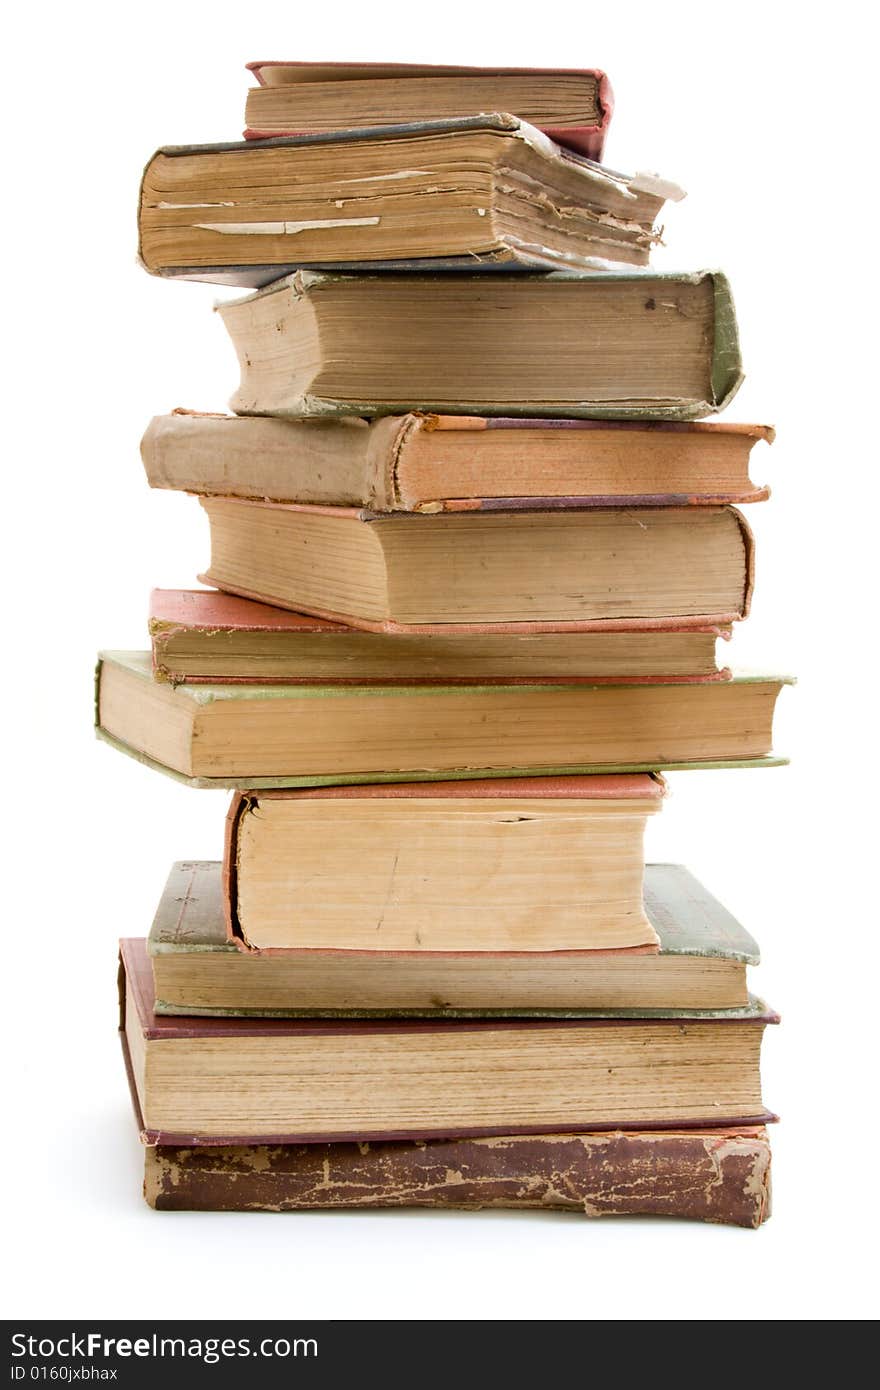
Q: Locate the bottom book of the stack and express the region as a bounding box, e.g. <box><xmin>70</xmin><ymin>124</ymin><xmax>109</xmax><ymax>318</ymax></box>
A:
<box><xmin>120</xmin><ymin>934</ymin><xmax>776</xmax><ymax>1226</ymax></box>
<box><xmin>144</xmin><ymin>1128</ymin><xmax>771</xmax><ymax>1227</ymax></box>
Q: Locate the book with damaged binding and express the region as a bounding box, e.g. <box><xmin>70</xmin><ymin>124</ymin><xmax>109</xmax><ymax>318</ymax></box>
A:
<box><xmin>138</xmin><ymin>114</ymin><xmax>681</xmax><ymax>284</ymax></box>
<box><xmin>142</xmin><ymin>412</ymin><xmax>772</xmax><ymax>513</ymax></box>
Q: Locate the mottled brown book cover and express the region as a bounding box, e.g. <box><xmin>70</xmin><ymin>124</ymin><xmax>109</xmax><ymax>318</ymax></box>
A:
<box><xmin>145</xmin><ymin>1128</ymin><xmax>771</xmax><ymax>1227</ymax></box>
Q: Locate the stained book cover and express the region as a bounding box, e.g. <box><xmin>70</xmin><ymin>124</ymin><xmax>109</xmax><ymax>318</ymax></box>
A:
<box><xmin>243</xmin><ymin>61</ymin><xmax>614</xmax><ymax>160</ymax></box>
<box><xmin>144</xmin><ymin>1127</ymin><xmax>771</xmax><ymax>1227</ymax></box>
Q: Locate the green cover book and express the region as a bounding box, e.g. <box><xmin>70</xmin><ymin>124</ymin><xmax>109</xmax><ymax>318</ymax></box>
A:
<box><xmin>147</xmin><ymin>859</ymin><xmax>764</xmax><ymax>1020</ymax></box>
<box><xmin>95</xmin><ymin>651</ymin><xmax>790</xmax><ymax>789</ymax></box>
<box><xmin>218</xmin><ymin>268</ymin><xmax>742</xmax><ymax>422</ymax></box>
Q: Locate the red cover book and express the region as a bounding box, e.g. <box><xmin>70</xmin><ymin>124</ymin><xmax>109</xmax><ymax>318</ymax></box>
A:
<box><xmin>149</xmin><ymin>587</ymin><xmax>735</xmax><ymax>685</ymax></box>
<box><xmin>222</xmin><ymin>773</ymin><xmax>666</xmax><ymax>957</ymax></box>
<box><xmin>244</xmin><ymin>61</ymin><xmax>613</xmax><ymax>159</ymax></box>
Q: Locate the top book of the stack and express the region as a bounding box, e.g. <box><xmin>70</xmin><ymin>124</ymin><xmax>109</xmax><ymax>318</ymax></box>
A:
<box><xmin>137</xmin><ymin>114</ymin><xmax>683</xmax><ymax>285</ymax></box>
<box><xmin>242</xmin><ymin>61</ymin><xmax>613</xmax><ymax>159</ymax></box>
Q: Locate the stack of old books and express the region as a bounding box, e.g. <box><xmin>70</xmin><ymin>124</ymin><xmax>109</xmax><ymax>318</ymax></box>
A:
<box><xmin>100</xmin><ymin>61</ymin><xmax>788</xmax><ymax>1226</ymax></box>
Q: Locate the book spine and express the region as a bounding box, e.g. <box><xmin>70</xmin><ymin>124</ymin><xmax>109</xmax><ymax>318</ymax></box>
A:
<box><xmin>710</xmin><ymin>271</ymin><xmax>744</xmax><ymax>411</ymax></box>
<box><xmin>144</xmin><ymin>1128</ymin><xmax>771</xmax><ymax>1226</ymax></box>
<box><xmin>140</xmin><ymin>412</ymin><xmax>409</xmax><ymax>510</ymax></box>
<box><xmin>223</xmin><ymin>792</ymin><xmax>248</xmax><ymax>948</ymax></box>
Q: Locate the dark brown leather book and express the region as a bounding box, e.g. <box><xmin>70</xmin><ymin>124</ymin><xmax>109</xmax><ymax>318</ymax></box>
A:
<box><xmin>144</xmin><ymin>1127</ymin><xmax>771</xmax><ymax>1227</ymax></box>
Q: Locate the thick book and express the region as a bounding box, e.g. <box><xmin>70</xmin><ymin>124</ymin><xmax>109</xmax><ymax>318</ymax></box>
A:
<box><xmin>144</xmin><ymin>1127</ymin><xmax>772</xmax><ymax>1226</ymax></box>
<box><xmin>149</xmin><ymin>860</ymin><xmax>759</xmax><ymax>1016</ymax></box>
<box><xmin>95</xmin><ymin>651</ymin><xmax>790</xmax><ymax>787</ymax></box>
<box><xmin>138</xmin><ymin>116</ymin><xmax>681</xmax><ymax>284</ymax></box>
<box><xmin>198</xmin><ymin>503</ymin><xmax>754</xmax><ymax>634</ymax></box>
<box><xmin>149</xmin><ymin>590</ymin><xmax>735</xmax><ymax>685</ymax></box>
<box><xmin>217</xmin><ymin>269</ymin><xmax>741</xmax><ymax>420</ymax></box>
<box><xmin>244</xmin><ymin>62</ymin><xmax>613</xmax><ymax>160</ymax></box>
<box><xmin>120</xmin><ymin>936</ymin><xmax>778</xmax><ymax>1143</ymax></box>
<box><xmin>223</xmin><ymin>776</ymin><xmax>665</xmax><ymax>956</ymax></box>
<box><xmin>142</xmin><ymin>412</ymin><xmax>773</xmax><ymax>511</ymax></box>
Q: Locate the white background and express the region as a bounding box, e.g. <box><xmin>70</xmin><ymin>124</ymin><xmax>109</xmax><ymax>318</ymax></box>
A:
<box><xmin>3</xmin><ymin>0</ymin><xmax>876</xmax><ymax>1321</ymax></box>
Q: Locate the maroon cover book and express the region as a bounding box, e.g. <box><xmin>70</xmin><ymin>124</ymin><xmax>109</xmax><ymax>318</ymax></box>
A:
<box><xmin>244</xmin><ymin>61</ymin><xmax>613</xmax><ymax>159</ymax></box>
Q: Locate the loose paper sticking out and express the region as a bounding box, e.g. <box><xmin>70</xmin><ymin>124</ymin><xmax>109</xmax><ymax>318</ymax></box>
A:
<box><xmin>194</xmin><ymin>218</ymin><xmax>381</xmax><ymax>235</ymax></box>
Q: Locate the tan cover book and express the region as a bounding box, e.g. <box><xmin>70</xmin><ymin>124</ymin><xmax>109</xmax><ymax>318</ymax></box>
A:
<box><xmin>142</xmin><ymin>412</ymin><xmax>772</xmax><ymax>512</ymax></box>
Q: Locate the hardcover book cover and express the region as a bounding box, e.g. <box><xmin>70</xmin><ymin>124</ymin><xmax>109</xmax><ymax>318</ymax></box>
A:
<box><xmin>222</xmin><ymin>774</ymin><xmax>665</xmax><ymax>957</ymax></box>
<box><xmin>197</xmin><ymin>500</ymin><xmax>755</xmax><ymax>633</ymax></box>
